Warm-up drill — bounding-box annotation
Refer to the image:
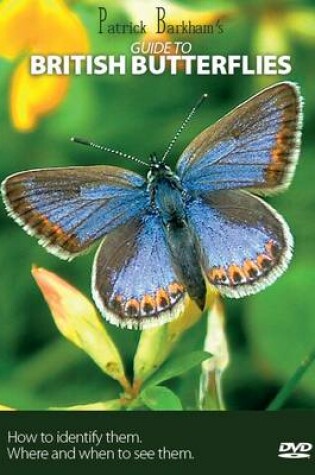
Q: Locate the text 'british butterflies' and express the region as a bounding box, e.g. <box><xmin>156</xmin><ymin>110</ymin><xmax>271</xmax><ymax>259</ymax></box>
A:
<box><xmin>1</xmin><ymin>82</ymin><xmax>303</xmax><ymax>329</ymax></box>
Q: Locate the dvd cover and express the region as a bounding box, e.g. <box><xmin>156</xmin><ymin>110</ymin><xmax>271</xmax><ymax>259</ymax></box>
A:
<box><xmin>0</xmin><ymin>0</ymin><xmax>314</xmax><ymax>472</ymax></box>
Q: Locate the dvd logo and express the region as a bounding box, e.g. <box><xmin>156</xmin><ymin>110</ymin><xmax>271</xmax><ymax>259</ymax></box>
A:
<box><xmin>278</xmin><ymin>442</ymin><xmax>313</xmax><ymax>459</ymax></box>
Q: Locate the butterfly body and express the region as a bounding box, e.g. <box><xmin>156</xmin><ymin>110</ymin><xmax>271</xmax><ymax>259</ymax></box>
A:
<box><xmin>148</xmin><ymin>161</ymin><xmax>207</xmax><ymax>310</ymax></box>
<box><xmin>148</xmin><ymin>163</ymin><xmax>185</xmax><ymax>223</ymax></box>
<box><xmin>1</xmin><ymin>82</ymin><xmax>303</xmax><ymax>329</ymax></box>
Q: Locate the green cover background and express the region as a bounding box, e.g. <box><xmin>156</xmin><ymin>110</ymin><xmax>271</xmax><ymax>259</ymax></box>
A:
<box><xmin>0</xmin><ymin>0</ymin><xmax>314</xmax><ymax>409</ymax></box>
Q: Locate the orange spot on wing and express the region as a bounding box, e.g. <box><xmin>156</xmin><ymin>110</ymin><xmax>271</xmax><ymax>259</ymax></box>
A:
<box><xmin>140</xmin><ymin>294</ymin><xmax>156</xmax><ymax>316</ymax></box>
<box><xmin>156</xmin><ymin>289</ymin><xmax>170</xmax><ymax>310</ymax></box>
<box><xmin>49</xmin><ymin>223</ymin><xmax>64</xmax><ymax>235</ymax></box>
<box><xmin>110</xmin><ymin>295</ymin><xmax>124</xmax><ymax>314</ymax></box>
<box><xmin>168</xmin><ymin>282</ymin><xmax>184</xmax><ymax>295</ymax></box>
<box><xmin>243</xmin><ymin>259</ymin><xmax>260</xmax><ymax>280</ymax></box>
<box><xmin>228</xmin><ymin>264</ymin><xmax>246</xmax><ymax>285</ymax></box>
<box><xmin>168</xmin><ymin>282</ymin><xmax>185</xmax><ymax>304</ymax></box>
<box><xmin>265</xmin><ymin>240</ymin><xmax>280</xmax><ymax>260</ymax></box>
<box><xmin>208</xmin><ymin>267</ymin><xmax>228</xmax><ymax>285</ymax></box>
<box><xmin>125</xmin><ymin>298</ymin><xmax>140</xmax><ymax>317</ymax></box>
<box><xmin>38</xmin><ymin>218</ymin><xmax>82</xmax><ymax>253</ymax></box>
<box><xmin>256</xmin><ymin>253</ymin><xmax>273</xmax><ymax>272</ymax></box>
<box><xmin>38</xmin><ymin>216</ymin><xmax>65</xmax><ymax>237</ymax></box>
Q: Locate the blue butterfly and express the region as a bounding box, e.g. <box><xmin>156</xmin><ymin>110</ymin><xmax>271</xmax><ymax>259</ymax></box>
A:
<box><xmin>1</xmin><ymin>81</ymin><xmax>303</xmax><ymax>329</ymax></box>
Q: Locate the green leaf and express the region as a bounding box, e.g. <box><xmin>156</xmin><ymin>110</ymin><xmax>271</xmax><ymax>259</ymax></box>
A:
<box><xmin>141</xmin><ymin>386</ymin><xmax>183</xmax><ymax>411</ymax></box>
<box><xmin>267</xmin><ymin>347</ymin><xmax>315</xmax><ymax>410</ymax></box>
<box><xmin>133</xmin><ymin>299</ymin><xmax>203</xmax><ymax>386</ymax></box>
<box><xmin>145</xmin><ymin>351</ymin><xmax>211</xmax><ymax>389</ymax></box>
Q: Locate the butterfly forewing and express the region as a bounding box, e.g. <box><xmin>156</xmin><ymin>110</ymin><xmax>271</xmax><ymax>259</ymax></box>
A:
<box><xmin>1</xmin><ymin>166</ymin><xmax>148</xmax><ymax>260</ymax></box>
<box><xmin>177</xmin><ymin>82</ymin><xmax>302</xmax><ymax>195</ymax></box>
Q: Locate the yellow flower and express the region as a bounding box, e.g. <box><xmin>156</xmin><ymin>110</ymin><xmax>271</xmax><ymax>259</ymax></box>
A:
<box><xmin>31</xmin><ymin>266</ymin><xmax>130</xmax><ymax>392</ymax></box>
<box><xmin>0</xmin><ymin>0</ymin><xmax>89</xmax><ymax>131</ymax></box>
<box><xmin>11</xmin><ymin>59</ymin><xmax>69</xmax><ymax>131</ymax></box>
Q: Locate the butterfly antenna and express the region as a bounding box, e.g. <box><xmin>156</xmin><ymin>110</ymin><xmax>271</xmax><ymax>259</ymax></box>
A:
<box><xmin>161</xmin><ymin>93</ymin><xmax>208</xmax><ymax>163</ymax></box>
<box><xmin>71</xmin><ymin>137</ymin><xmax>149</xmax><ymax>168</ymax></box>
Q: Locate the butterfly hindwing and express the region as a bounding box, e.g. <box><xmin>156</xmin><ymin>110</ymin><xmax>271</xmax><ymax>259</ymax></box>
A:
<box><xmin>177</xmin><ymin>82</ymin><xmax>302</xmax><ymax>195</ymax></box>
<box><xmin>92</xmin><ymin>213</ymin><xmax>187</xmax><ymax>329</ymax></box>
<box><xmin>186</xmin><ymin>190</ymin><xmax>292</xmax><ymax>297</ymax></box>
<box><xmin>1</xmin><ymin>166</ymin><xmax>148</xmax><ymax>260</ymax></box>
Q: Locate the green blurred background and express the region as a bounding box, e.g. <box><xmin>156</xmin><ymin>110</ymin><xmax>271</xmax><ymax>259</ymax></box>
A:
<box><xmin>0</xmin><ymin>0</ymin><xmax>314</xmax><ymax>409</ymax></box>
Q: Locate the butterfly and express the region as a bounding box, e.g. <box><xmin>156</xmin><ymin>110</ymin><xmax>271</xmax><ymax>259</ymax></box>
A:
<box><xmin>1</xmin><ymin>81</ymin><xmax>303</xmax><ymax>330</ymax></box>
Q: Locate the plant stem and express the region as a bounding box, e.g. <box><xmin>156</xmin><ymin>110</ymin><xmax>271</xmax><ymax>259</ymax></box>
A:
<box><xmin>215</xmin><ymin>370</ymin><xmax>225</xmax><ymax>410</ymax></box>
<box><xmin>267</xmin><ymin>347</ymin><xmax>315</xmax><ymax>411</ymax></box>
<box><xmin>118</xmin><ymin>375</ymin><xmax>133</xmax><ymax>394</ymax></box>
<box><xmin>199</xmin><ymin>369</ymin><xmax>226</xmax><ymax>410</ymax></box>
